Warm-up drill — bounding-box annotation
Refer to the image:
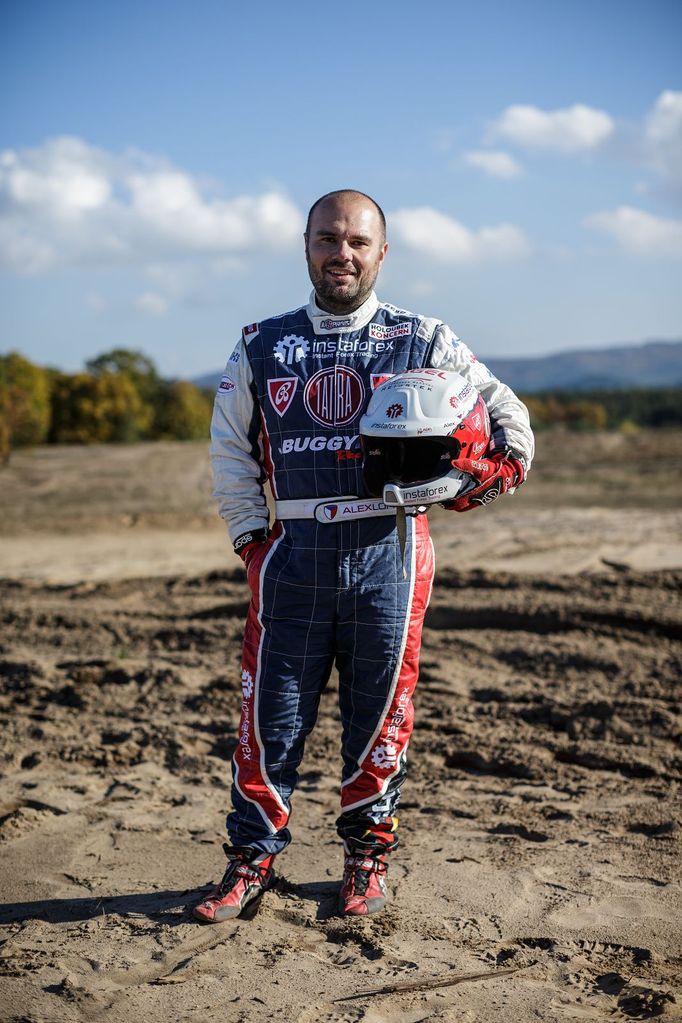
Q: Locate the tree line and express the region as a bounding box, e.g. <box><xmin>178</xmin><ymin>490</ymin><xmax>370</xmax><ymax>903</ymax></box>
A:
<box><xmin>1</xmin><ymin>348</ymin><xmax>681</xmax><ymax>463</ymax></box>
<box><xmin>524</xmin><ymin>388</ymin><xmax>682</xmax><ymax>430</ymax></box>
<box><xmin>0</xmin><ymin>349</ymin><xmax>214</xmax><ymax>461</ymax></box>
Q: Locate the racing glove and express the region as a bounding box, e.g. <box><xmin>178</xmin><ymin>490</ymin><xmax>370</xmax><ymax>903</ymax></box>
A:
<box><xmin>233</xmin><ymin>528</ymin><xmax>268</xmax><ymax>567</ymax></box>
<box><xmin>443</xmin><ymin>450</ymin><xmax>526</xmax><ymax>513</ymax></box>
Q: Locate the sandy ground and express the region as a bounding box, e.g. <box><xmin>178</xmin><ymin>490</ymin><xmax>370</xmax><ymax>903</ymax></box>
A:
<box><xmin>0</xmin><ymin>432</ymin><xmax>681</xmax><ymax>1023</ymax></box>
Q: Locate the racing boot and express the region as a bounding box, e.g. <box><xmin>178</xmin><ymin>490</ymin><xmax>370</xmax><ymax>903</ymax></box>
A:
<box><xmin>336</xmin><ymin>813</ymin><xmax>399</xmax><ymax>916</ymax></box>
<box><xmin>339</xmin><ymin>848</ymin><xmax>389</xmax><ymax>916</ymax></box>
<box><xmin>193</xmin><ymin>844</ymin><xmax>275</xmax><ymax>923</ymax></box>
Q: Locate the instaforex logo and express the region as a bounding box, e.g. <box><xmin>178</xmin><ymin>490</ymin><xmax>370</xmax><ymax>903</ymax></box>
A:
<box><xmin>274</xmin><ymin>335</ymin><xmax>310</xmax><ymax>365</ymax></box>
<box><xmin>274</xmin><ymin>336</ymin><xmax>395</xmax><ymax>363</ymax></box>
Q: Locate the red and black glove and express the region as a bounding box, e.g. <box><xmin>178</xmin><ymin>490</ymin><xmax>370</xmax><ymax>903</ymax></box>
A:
<box><xmin>443</xmin><ymin>450</ymin><xmax>526</xmax><ymax>513</ymax></box>
<box><xmin>233</xmin><ymin>528</ymin><xmax>268</xmax><ymax>567</ymax></box>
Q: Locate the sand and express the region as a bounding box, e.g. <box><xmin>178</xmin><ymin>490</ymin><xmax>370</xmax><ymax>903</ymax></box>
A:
<box><xmin>0</xmin><ymin>433</ymin><xmax>680</xmax><ymax>1023</ymax></box>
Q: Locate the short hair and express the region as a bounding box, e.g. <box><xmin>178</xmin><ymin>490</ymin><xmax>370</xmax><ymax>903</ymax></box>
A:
<box><xmin>305</xmin><ymin>189</ymin><xmax>386</xmax><ymax>239</ymax></box>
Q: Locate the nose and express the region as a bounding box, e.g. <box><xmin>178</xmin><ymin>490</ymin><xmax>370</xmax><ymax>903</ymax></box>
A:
<box><xmin>332</xmin><ymin>238</ymin><xmax>354</xmax><ymax>262</ymax></box>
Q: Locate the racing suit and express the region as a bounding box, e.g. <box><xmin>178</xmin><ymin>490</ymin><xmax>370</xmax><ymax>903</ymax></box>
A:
<box><xmin>211</xmin><ymin>290</ymin><xmax>534</xmax><ymax>857</ymax></box>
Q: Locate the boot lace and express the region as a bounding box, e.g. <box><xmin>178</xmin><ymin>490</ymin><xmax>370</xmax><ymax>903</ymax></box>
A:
<box><xmin>216</xmin><ymin>843</ymin><xmax>267</xmax><ymax>894</ymax></box>
<box><xmin>346</xmin><ymin>854</ymin><xmax>387</xmax><ymax>896</ymax></box>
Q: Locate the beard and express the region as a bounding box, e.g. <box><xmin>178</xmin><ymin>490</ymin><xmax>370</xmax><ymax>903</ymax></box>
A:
<box><xmin>306</xmin><ymin>256</ymin><xmax>380</xmax><ymax>314</ymax></box>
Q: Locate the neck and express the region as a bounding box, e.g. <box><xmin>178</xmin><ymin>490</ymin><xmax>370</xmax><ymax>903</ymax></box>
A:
<box><xmin>314</xmin><ymin>292</ymin><xmax>366</xmax><ymax>315</ymax></box>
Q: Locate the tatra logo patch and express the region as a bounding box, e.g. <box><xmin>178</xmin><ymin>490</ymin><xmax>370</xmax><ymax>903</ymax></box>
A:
<box><xmin>369</xmin><ymin>322</ymin><xmax>411</xmax><ymax>341</ymax></box>
<box><xmin>268</xmin><ymin>377</ymin><xmax>298</xmax><ymax>417</ymax></box>
<box><xmin>304</xmin><ymin>366</ymin><xmax>365</xmax><ymax>427</ymax></box>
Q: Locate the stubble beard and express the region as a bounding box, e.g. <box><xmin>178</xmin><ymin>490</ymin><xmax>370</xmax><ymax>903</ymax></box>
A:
<box><xmin>307</xmin><ymin>257</ymin><xmax>380</xmax><ymax>314</ymax></box>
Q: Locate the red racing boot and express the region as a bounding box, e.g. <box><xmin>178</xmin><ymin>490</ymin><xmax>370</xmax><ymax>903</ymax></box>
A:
<box><xmin>339</xmin><ymin>850</ymin><xmax>389</xmax><ymax>916</ymax></box>
<box><xmin>193</xmin><ymin>845</ymin><xmax>275</xmax><ymax>923</ymax></box>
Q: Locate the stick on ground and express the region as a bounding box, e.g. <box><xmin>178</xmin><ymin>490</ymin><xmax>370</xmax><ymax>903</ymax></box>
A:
<box><xmin>332</xmin><ymin>963</ymin><xmax>529</xmax><ymax>1002</ymax></box>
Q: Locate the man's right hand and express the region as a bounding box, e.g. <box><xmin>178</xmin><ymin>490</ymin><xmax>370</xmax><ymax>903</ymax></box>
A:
<box><xmin>233</xmin><ymin>528</ymin><xmax>268</xmax><ymax>567</ymax></box>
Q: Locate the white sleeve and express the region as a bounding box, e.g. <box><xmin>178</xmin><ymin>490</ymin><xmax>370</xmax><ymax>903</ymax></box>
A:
<box><xmin>209</xmin><ymin>339</ymin><xmax>270</xmax><ymax>544</ymax></box>
<box><xmin>428</xmin><ymin>323</ymin><xmax>535</xmax><ymax>468</ymax></box>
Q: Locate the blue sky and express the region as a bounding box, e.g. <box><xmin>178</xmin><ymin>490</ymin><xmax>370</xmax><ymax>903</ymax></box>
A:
<box><xmin>1</xmin><ymin>0</ymin><xmax>681</xmax><ymax>377</ymax></box>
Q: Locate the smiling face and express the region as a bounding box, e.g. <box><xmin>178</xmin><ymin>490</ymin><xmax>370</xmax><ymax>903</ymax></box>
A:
<box><xmin>305</xmin><ymin>194</ymin><xmax>388</xmax><ymax>314</ymax></box>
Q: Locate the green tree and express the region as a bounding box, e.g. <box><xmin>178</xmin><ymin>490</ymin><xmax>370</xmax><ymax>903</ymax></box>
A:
<box><xmin>522</xmin><ymin>395</ymin><xmax>549</xmax><ymax>428</ymax></box>
<box><xmin>49</xmin><ymin>370</ymin><xmax>152</xmax><ymax>443</ymax></box>
<box><xmin>154</xmin><ymin>381</ymin><xmax>212</xmax><ymax>440</ymax></box>
<box><xmin>566</xmin><ymin>399</ymin><xmax>608</xmax><ymax>430</ymax></box>
<box><xmin>0</xmin><ymin>351</ymin><xmax>52</xmax><ymax>449</ymax></box>
<box><xmin>86</xmin><ymin>348</ymin><xmax>159</xmax><ymax>436</ymax></box>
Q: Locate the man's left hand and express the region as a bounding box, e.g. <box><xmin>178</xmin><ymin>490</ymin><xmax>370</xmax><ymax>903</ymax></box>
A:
<box><xmin>443</xmin><ymin>451</ymin><xmax>525</xmax><ymax>512</ymax></box>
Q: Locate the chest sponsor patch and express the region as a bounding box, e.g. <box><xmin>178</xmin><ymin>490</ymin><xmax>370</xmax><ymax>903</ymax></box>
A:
<box><xmin>279</xmin><ymin>434</ymin><xmax>359</xmax><ymax>455</ymax></box>
<box><xmin>319</xmin><ymin>317</ymin><xmax>353</xmax><ymax>330</ymax></box>
<box><xmin>368</xmin><ymin>321</ymin><xmax>412</xmax><ymax>341</ymax></box>
<box><xmin>267</xmin><ymin>377</ymin><xmax>298</xmax><ymax>417</ymax></box>
<box><xmin>218</xmin><ymin>375</ymin><xmax>236</xmax><ymax>394</ymax></box>
<box><xmin>274</xmin><ymin>335</ymin><xmax>395</xmax><ymax>362</ymax></box>
<box><xmin>274</xmin><ymin>334</ymin><xmax>310</xmax><ymax>365</ymax></box>
<box><xmin>304</xmin><ymin>366</ymin><xmax>365</xmax><ymax>427</ymax></box>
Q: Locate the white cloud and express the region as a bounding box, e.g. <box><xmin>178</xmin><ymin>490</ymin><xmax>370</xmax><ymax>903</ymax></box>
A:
<box><xmin>585</xmin><ymin>205</ymin><xmax>682</xmax><ymax>256</ymax></box>
<box><xmin>85</xmin><ymin>290</ymin><xmax>108</xmax><ymax>313</ymax></box>
<box><xmin>410</xmin><ymin>279</ymin><xmax>436</xmax><ymax>297</ymax></box>
<box><xmin>389</xmin><ymin>207</ymin><xmax>530</xmax><ymax>263</ymax></box>
<box><xmin>0</xmin><ymin>136</ymin><xmax>304</xmax><ymax>275</ymax></box>
<box><xmin>135</xmin><ymin>291</ymin><xmax>168</xmax><ymax>315</ymax></box>
<box><xmin>464</xmin><ymin>150</ymin><xmax>523</xmax><ymax>179</ymax></box>
<box><xmin>643</xmin><ymin>90</ymin><xmax>682</xmax><ymax>191</ymax></box>
<box><xmin>0</xmin><ymin>137</ymin><xmax>111</xmax><ymax>220</ymax></box>
<box><xmin>127</xmin><ymin>172</ymin><xmax>301</xmax><ymax>252</ymax></box>
<box><xmin>492</xmin><ymin>103</ymin><xmax>614</xmax><ymax>152</ymax></box>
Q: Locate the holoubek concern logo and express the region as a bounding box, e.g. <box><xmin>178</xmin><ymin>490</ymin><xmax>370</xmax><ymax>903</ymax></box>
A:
<box><xmin>268</xmin><ymin>377</ymin><xmax>298</xmax><ymax>417</ymax></box>
<box><xmin>304</xmin><ymin>366</ymin><xmax>365</xmax><ymax>427</ymax></box>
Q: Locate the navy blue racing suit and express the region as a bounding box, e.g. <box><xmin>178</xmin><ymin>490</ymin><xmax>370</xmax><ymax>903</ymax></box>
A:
<box><xmin>210</xmin><ymin>290</ymin><xmax>534</xmax><ymax>856</ymax></box>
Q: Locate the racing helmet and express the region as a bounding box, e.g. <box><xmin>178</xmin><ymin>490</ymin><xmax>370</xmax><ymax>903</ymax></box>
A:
<box><xmin>359</xmin><ymin>369</ymin><xmax>491</xmax><ymax>507</ymax></box>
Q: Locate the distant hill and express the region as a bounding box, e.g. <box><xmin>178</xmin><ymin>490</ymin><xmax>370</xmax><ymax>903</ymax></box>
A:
<box><xmin>193</xmin><ymin>339</ymin><xmax>682</xmax><ymax>394</ymax></box>
<box><xmin>485</xmin><ymin>339</ymin><xmax>682</xmax><ymax>393</ymax></box>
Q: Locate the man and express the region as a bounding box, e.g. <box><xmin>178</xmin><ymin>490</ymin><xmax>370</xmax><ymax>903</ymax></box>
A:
<box><xmin>194</xmin><ymin>190</ymin><xmax>534</xmax><ymax>923</ymax></box>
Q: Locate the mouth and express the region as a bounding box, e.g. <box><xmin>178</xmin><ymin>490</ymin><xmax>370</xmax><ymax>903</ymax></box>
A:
<box><xmin>325</xmin><ymin>265</ymin><xmax>356</xmax><ymax>284</ymax></box>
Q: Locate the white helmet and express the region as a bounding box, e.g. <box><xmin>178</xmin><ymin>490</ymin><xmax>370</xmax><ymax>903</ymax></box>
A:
<box><xmin>359</xmin><ymin>369</ymin><xmax>491</xmax><ymax>506</ymax></box>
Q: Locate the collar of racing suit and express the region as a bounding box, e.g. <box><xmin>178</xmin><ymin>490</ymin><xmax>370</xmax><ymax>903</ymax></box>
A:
<box><xmin>307</xmin><ymin>290</ymin><xmax>380</xmax><ymax>335</ymax></box>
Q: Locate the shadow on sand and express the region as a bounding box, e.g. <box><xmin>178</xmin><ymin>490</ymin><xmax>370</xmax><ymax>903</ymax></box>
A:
<box><xmin>0</xmin><ymin>877</ymin><xmax>342</xmax><ymax>927</ymax></box>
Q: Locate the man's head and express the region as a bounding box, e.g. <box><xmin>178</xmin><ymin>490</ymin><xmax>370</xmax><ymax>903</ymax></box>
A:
<box><xmin>305</xmin><ymin>190</ymin><xmax>388</xmax><ymax>314</ymax></box>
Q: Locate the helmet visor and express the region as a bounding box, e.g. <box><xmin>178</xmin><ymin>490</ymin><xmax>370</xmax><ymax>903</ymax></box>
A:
<box><xmin>362</xmin><ymin>436</ymin><xmax>456</xmax><ymax>496</ymax></box>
